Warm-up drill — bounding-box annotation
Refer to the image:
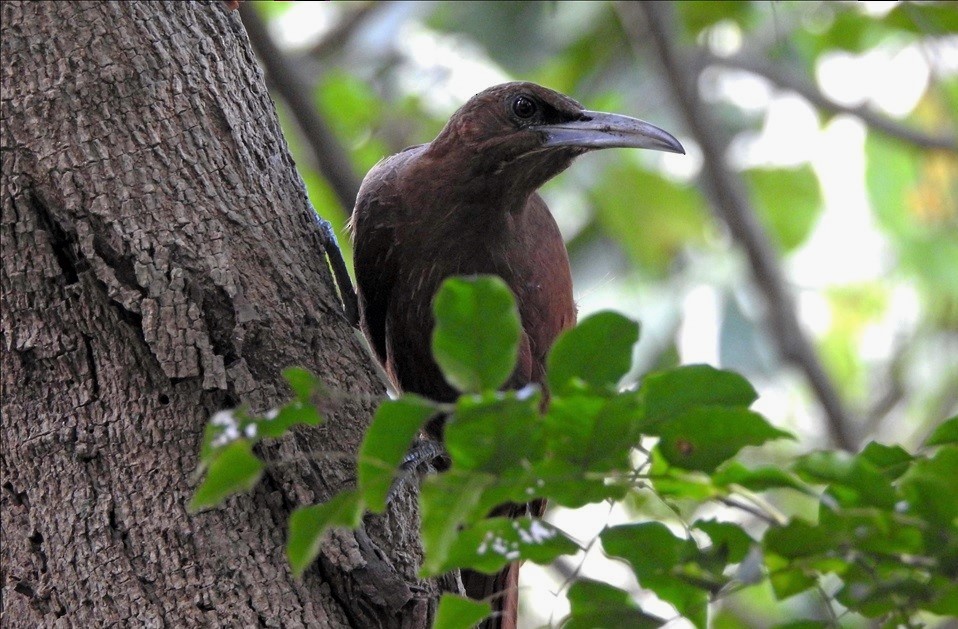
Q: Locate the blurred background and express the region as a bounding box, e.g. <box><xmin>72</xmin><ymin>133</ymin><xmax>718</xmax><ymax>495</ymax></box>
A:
<box><xmin>239</xmin><ymin>1</ymin><xmax>957</xmax><ymax>626</ymax></box>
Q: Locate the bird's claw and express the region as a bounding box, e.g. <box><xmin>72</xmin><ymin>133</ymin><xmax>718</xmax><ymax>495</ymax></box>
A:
<box><xmin>401</xmin><ymin>438</ymin><xmax>446</xmax><ymax>468</ymax></box>
<box><xmin>387</xmin><ymin>438</ymin><xmax>449</xmax><ymax>503</ymax></box>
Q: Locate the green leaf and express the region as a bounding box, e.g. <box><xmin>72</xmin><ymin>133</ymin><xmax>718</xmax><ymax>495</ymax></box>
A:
<box><xmin>314</xmin><ymin>71</ymin><xmax>390</xmax><ymax>174</ymax></box>
<box><xmin>900</xmin><ymin>445</ymin><xmax>958</xmax><ymax>526</ymax></box>
<box><xmin>283</xmin><ymin>367</ymin><xmax>323</xmax><ymax>402</ymax></box>
<box><xmin>713</xmin><ymin>462</ymin><xmax>812</xmax><ymax>493</ymax></box>
<box><xmin>865</xmin><ymin>133</ymin><xmax>914</xmax><ymax>227</ymax></box>
<box><xmin>900</xmin><ymin>231</ymin><xmax>958</xmax><ymax>299</ymax></box>
<box><xmin>460</xmin><ymin>465</ymin><xmax>548</xmax><ymax>519</ymax></box>
<box><xmin>924</xmin><ymin>576</ymin><xmax>958</xmax><ymax>616</ymax></box>
<box><xmin>883</xmin><ymin>2</ymin><xmax>958</xmax><ymax>35</ymax></box>
<box><xmin>794</xmin><ymin>451</ymin><xmax>897</xmax><ymax>509</ymax></box>
<box><xmin>316</xmin><ymin>71</ymin><xmax>383</xmax><ymax>139</ymax></box>
<box><xmin>251</xmin><ymin>0</ymin><xmax>297</xmax><ymax>19</ymax></box>
<box><xmin>420</xmin><ymin>471</ymin><xmax>493</xmax><ymax>576</ymax></box>
<box><xmin>657</xmin><ymin>408</ymin><xmax>792</xmax><ymax>473</ymax></box>
<box><xmin>358</xmin><ymin>396</ymin><xmax>437</xmax><ymax>513</ymax></box>
<box><xmin>763</xmin><ymin>518</ymin><xmax>835</xmax><ymax>560</ymax></box>
<box><xmin>543</xmin><ymin>392</ymin><xmax>644</xmax><ymax>472</ymax></box>
<box><xmin>445</xmin><ymin>390</ymin><xmax>542</xmax><ymax>473</ymax></box>
<box><xmin>745</xmin><ymin>166</ymin><xmax>823</xmax><ymax>252</ymax></box>
<box><xmin>818</xmin><ymin>507</ymin><xmax>924</xmax><ymax>557</ymax></box>
<box><xmin>546</xmin><ymin>311</ymin><xmax>639</xmax><ymax>394</ymax></box>
<box><xmin>437</xmin><ymin>517</ymin><xmax>578</xmax><ymax>574</ymax></box>
<box><xmin>769</xmin><ymin>568</ymin><xmax>817</xmax><ymax>601</ymax></box>
<box><xmin>601</xmin><ymin>523</ymin><xmax>708</xmax><ymax>628</ymax></box>
<box><xmin>649</xmin><ymin>468</ymin><xmax>717</xmax><ymax>501</ymax></box>
<box><xmin>528</xmin><ymin>458</ymin><xmax>629</xmax><ymax>509</ymax></box>
<box><xmin>243</xmin><ymin>368</ymin><xmax>326</xmax><ymax>439</ymax></box>
<box><xmin>287</xmin><ymin>490</ymin><xmax>364</xmax><ymax>578</ymax></box>
<box><xmin>433</xmin><ymin>594</ymin><xmax>491</xmax><ymax>629</ymax></box>
<box><xmin>432</xmin><ymin>276</ymin><xmax>521</xmax><ymax>393</ymax></box>
<box><xmin>835</xmin><ymin>562</ymin><xmax>921</xmax><ymax>618</ymax></box>
<box><xmin>764</xmin><ymin>553</ymin><xmax>817</xmax><ymax>600</ymax></box>
<box><xmin>257</xmin><ymin>400</ymin><xmax>322</xmax><ymax>439</ymax></box>
<box><xmin>641</xmin><ymin>365</ymin><xmax>758</xmax><ymax>428</ymax></box>
<box><xmin>859</xmin><ymin>441</ymin><xmax>914</xmax><ymax>480</ymax></box>
<box><xmin>790</xmin><ymin>8</ymin><xmax>885</xmax><ymax>61</ymax></box>
<box><xmin>199</xmin><ymin>408</ymin><xmax>249</xmax><ymax>463</ymax></box>
<box><xmin>694</xmin><ymin>520</ymin><xmax>754</xmax><ymax>565</ymax></box>
<box><xmin>190</xmin><ymin>440</ymin><xmax>264</xmax><ymax>512</ymax></box>
<box><xmin>676</xmin><ymin>0</ymin><xmax>755</xmax><ymax>37</ymax></box>
<box><xmin>926</xmin><ymin>415</ymin><xmax>958</xmax><ymax>447</ymax></box>
<box><xmin>463</xmin><ymin>460</ymin><xmax>626</xmax><ymax>518</ymax></box>
<box><xmin>564</xmin><ymin>579</ymin><xmax>663</xmax><ymax>629</ymax></box>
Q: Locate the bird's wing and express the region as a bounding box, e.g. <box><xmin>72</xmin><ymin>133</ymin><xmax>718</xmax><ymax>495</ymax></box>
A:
<box><xmin>350</xmin><ymin>147</ymin><xmax>426</xmax><ymax>367</ymax></box>
<box><xmin>510</xmin><ymin>193</ymin><xmax>578</xmax><ymax>380</ymax></box>
<box><xmin>351</xmin><ymin>209</ymin><xmax>396</xmax><ymax>366</ymax></box>
<box><xmin>350</xmin><ymin>181</ymin><xmax>402</xmax><ymax>367</ymax></box>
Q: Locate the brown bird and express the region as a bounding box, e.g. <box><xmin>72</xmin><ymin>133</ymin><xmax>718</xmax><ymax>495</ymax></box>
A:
<box><xmin>349</xmin><ymin>82</ymin><xmax>683</xmax><ymax>629</ymax></box>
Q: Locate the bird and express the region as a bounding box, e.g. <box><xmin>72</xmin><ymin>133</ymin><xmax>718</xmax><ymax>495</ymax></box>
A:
<box><xmin>349</xmin><ymin>82</ymin><xmax>684</xmax><ymax>629</ymax></box>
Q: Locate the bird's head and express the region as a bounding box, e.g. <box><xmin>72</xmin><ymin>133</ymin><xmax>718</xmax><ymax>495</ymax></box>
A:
<box><xmin>428</xmin><ymin>82</ymin><xmax>684</xmax><ymax>204</ymax></box>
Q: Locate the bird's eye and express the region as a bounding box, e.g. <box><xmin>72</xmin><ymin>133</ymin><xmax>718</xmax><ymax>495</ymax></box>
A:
<box><xmin>512</xmin><ymin>96</ymin><xmax>537</xmax><ymax>119</ymax></box>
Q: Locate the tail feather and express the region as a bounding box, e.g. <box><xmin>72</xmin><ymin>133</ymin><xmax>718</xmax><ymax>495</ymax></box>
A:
<box><xmin>459</xmin><ymin>499</ymin><xmax>546</xmax><ymax>628</ymax></box>
<box><xmin>460</xmin><ymin>563</ymin><xmax>519</xmax><ymax>629</ymax></box>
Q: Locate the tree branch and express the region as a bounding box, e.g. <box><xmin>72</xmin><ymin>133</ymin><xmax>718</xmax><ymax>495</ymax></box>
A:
<box><xmin>310</xmin><ymin>2</ymin><xmax>392</xmax><ymax>60</ymax></box>
<box><xmin>704</xmin><ymin>52</ymin><xmax>958</xmax><ymax>154</ymax></box>
<box><xmin>239</xmin><ymin>4</ymin><xmax>360</xmax><ymax>326</ymax></box>
<box><xmin>620</xmin><ymin>2</ymin><xmax>857</xmax><ymax>451</ymax></box>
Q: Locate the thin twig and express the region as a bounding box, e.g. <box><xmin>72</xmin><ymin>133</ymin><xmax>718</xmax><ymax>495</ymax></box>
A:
<box><xmin>716</xmin><ymin>497</ymin><xmax>779</xmax><ymax>526</ymax></box>
<box><xmin>239</xmin><ymin>4</ymin><xmax>361</xmax><ymax>326</ymax></box>
<box><xmin>815</xmin><ymin>583</ymin><xmax>841</xmax><ymax>628</ymax></box>
<box><xmin>621</xmin><ymin>2</ymin><xmax>857</xmax><ymax>451</ymax></box>
<box><xmin>705</xmin><ymin>52</ymin><xmax>958</xmax><ymax>154</ymax></box>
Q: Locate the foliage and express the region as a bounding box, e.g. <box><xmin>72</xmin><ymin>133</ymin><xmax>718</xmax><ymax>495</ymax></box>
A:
<box><xmin>193</xmin><ymin>277</ymin><xmax>957</xmax><ymax>628</ymax></box>
<box><xmin>434</xmin><ymin>594</ymin><xmax>491</xmax><ymax>629</ymax></box>
<box><xmin>228</xmin><ymin>1</ymin><xmax>958</xmax><ymax>625</ymax></box>
<box><xmin>274</xmin><ymin>0</ymin><xmax>957</xmax><ymax>458</ymax></box>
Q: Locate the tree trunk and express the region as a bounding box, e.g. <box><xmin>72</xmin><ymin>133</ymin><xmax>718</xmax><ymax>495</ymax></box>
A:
<box><xmin>1</xmin><ymin>1</ymin><xmax>434</xmax><ymax>626</ymax></box>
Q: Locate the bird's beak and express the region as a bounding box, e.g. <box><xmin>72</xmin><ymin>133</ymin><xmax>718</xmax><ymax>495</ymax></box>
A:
<box><xmin>538</xmin><ymin>110</ymin><xmax>685</xmax><ymax>154</ymax></box>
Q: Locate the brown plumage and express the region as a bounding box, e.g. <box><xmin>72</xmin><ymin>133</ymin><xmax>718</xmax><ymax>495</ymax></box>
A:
<box><xmin>349</xmin><ymin>82</ymin><xmax>683</xmax><ymax>629</ymax></box>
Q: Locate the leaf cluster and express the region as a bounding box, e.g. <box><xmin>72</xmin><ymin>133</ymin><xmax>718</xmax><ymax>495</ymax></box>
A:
<box><xmin>192</xmin><ymin>276</ymin><xmax>957</xmax><ymax>628</ymax></box>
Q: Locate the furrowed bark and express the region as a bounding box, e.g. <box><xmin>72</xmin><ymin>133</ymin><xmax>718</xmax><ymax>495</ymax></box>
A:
<box><xmin>1</xmin><ymin>2</ymin><xmax>434</xmax><ymax>626</ymax></box>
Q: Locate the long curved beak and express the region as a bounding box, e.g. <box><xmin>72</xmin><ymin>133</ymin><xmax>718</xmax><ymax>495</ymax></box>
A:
<box><xmin>538</xmin><ymin>110</ymin><xmax>685</xmax><ymax>154</ymax></box>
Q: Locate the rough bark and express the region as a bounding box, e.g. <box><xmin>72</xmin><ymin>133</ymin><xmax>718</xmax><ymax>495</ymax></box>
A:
<box><xmin>1</xmin><ymin>2</ymin><xmax>434</xmax><ymax>627</ymax></box>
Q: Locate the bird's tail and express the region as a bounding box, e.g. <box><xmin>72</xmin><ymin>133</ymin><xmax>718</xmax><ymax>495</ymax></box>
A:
<box><xmin>459</xmin><ymin>498</ymin><xmax>545</xmax><ymax>628</ymax></box>
<box><xmin>460</xmin><ymin>562</ymin><xmax>519</xmax><ymax>629</ymax></box>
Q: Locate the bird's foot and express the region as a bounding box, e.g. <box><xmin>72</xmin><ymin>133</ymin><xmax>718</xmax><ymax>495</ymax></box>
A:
<box><xmin>388</xmin><ymin>437</ymin><xmax>449</xmax><ymax>502</ymax></box>
<box><xmin>401</xmin><ymin>437</ymin><xmax>447</xmax><ymax>469</ymax></box>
